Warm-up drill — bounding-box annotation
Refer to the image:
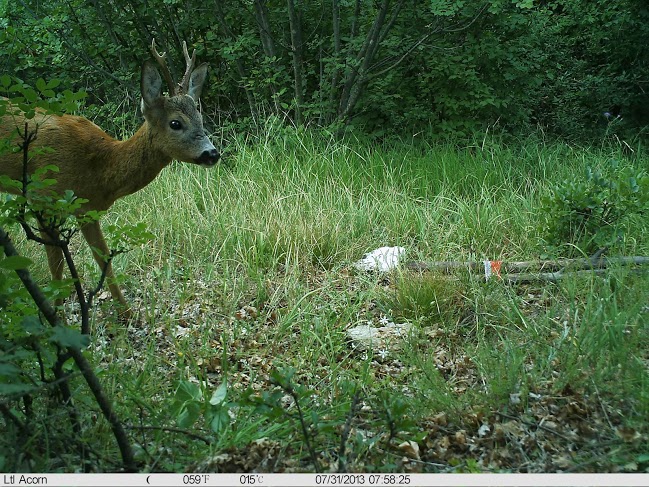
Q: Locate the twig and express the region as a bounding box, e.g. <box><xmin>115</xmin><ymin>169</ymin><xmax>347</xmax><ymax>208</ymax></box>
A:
<box><xmin>375</xmin><ymin>446</ymin><xmax>448</xmax><ymax>470</ymax></box>
<box><xmin>270</xmin><ymin>375</ymin><xmax>322</xmax><ymax>473</ymax></box>
<box><xmin>0</xmin><ymin>226</ymin><xmax>137</xmax><ymax>472</ymax></box>
<box><xmin>496</xmin><ymin>411</ymin><xmax>575</xmax><ymax>443</ymax></box>
<box><xmin>0</xmin><ymin>403</ymin><xmax>26</xmax><ymax>431</ymax></box>
<box><xmin>288</xmin><ymin>384</ymin><xmax>322</xmax><ymax>473</ymax></box>
<box><xmin>16</xmin><ymin>124</ymin><xmax>111</xmax><ymax>335</ymax></box>
<box><xmin>0</xmin><ymin>370</ymin><xmax>83</xmax><ymax>406</ymax></box>
<box><xmin>406</xmin><ymin>255</ymin><xmax>649</xmax><ymax>283</ymax></box>
<box><xmin>337</xmin><ymin>390</ymin><xmax>362</xmax><ymax>473</ymax></box>
<box><xmin>125</xmin><ymin>424</ymin><xmax>213</xmax><ymax>445</ymax></box>
<box><xmin>503</xmin><ymin>268</ymin><xmax>647</xmax><ymax>283</ymax></box>
<box><xmin>590</xmin><ymin>380</ymin><xmax>614</xmax><ymax>430</ymax></box>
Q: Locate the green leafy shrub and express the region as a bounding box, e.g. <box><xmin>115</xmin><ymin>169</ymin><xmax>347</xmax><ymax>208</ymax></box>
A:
<box><xmin>171</xmin><ymin>380</ymin><xmax>233</xmax><ymax>435</ymax></box>
<box><xmin>541</xmin><ymin>159</ymin><xmax>649</xmax><ymax>256</ymax></box>
<box><xmin>1</xmin><ymin>79</ymin><xmax>151</xmax><ymax>472</ymax></box>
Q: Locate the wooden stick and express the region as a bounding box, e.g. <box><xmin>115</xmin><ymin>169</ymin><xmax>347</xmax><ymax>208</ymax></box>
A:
<box><xmin>406</xmin><ymin>256</ymin><xmax>649</xmax><ymax>274</ymax></box>
<box><xmin>502</xmin><ymin>268</ymin><xmax>647</xmax><ymax>283</ymax></box>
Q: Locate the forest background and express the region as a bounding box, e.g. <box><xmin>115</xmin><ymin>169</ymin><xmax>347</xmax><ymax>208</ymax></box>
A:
<box><xmin>2</xmin><ymin>0</ymin><xmax>648</xmax><ymax>142</ymax></box>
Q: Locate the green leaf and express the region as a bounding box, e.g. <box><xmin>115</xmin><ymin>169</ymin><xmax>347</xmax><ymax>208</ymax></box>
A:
<box><xmin>0</xmin><ymin>382</ymin><xmax>35</xmax><ymax>396</ymax></box>
<box><xmin>175</xmin><ymin>380</ymin><xmax>202</xmax><ymax>403</ymax></box>
<box><xmin>177</xmin><ymin>401</ymin><xmax>201</xmax><ymax>428</ymax></box>
<box><xmin>43</xmin><ymin>278</ymin><xmax>74</xmax><ymax>301</ymax></box>
<box><xmin>310</xmin><ymin>410</ymin><xmax>320</xmax><ymax>426</ymax></box>
<box><xmin>36</xmin><ymin>78</ymin><xmax>47</xmax><ymax>93</ymax></box>
<box><xmin>46</xmin><ymin>79</ymin><xmax>61</xmax><ymax>90</ymax></box>
<box><xmin>0</xmin><ymin>255</ymin><xmax>33</xmax><ymax>270</ymax></box>
<box><xmin>49</xmin><ymin>325</ymin><xmax>90</xmax><ymax>349</ymax></box>
<box><xmin>23</xmin><ymin>88</ymin><xmax>38</xmax><ymax>102</ymax></box>
<box><xmin>209</xmin><ymin>408</ymin><xmax>231</xmax><ymax>434</ymax></box>
<box><xmin>21</xmin><ymin>315</ymin><xmax>46</xmax><ymax>334</ymax></box>
<box><xmin>0</xmin><ymin>362</ymin><xmax>22</xmax><ymax>377</ymax></box>
<box><xmin>209</xmin><ymin>381</ymin><xmax>228</xmax><ymax>406</ymax></box>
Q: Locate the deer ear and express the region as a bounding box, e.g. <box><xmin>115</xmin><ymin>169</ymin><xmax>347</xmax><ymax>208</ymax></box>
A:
<box><xmin>141</xmin><ymin>60</ymin><xmax>163</xmax><ymax>106</ymax></box>
<box><xmin>187</xmin><ymin>63</ymin><xmax>208</xmax><ymax>101</ymax></box>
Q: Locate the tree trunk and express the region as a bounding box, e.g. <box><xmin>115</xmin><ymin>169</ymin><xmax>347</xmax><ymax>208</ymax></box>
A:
<box><xmin>328</xmin><ymin>0</ymin><xmax>342</xmax><ymax>122</ymax></box>
<box><xmin>337</xmin><ymin>0</ymin><xmax>391</xmax><ymax>122</ymax></box>
<box><xmin>213</xmin><ymin>0</ymin><xmax>259</xmax><ymax>121</ymax></box>
<box><xmin>287</xmin><ymin>0</ymin><xmax>305</xmax><ymax>125</ymax></box>
<box><xmin>254</xmin><ymin>0</ymin><xmax>279</xmax><ymax>59</ymax></box>
<box><xmin>253</xmin><ymin>0</ymin><xmax>281</xmax><ymax>111</ymax></box>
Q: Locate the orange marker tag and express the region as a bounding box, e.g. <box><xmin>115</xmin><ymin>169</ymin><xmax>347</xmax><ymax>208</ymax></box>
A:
<box><xmin>483</xmin><ymin>260</ymin><xmax>503</xmax><ymax>280</ymax></box>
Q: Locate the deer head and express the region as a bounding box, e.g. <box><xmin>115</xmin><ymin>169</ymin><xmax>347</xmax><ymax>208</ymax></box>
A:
<box><xmin>141</xmin><ymin>39</ymin><xmax>219</xmax><ymax>167</ymax></box>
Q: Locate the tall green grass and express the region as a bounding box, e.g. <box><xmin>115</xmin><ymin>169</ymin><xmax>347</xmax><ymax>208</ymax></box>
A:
<box><xmin>7</xmin><ymin>129</ymin><xmax>648</xmax><ymax>471</ymax></box>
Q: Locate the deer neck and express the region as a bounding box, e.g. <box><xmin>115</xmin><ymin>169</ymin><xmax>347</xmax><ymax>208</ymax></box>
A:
<box><xmin>108</xmin><ymin>122</ymin><xmax>171</xmax><ymax>201</ymax></box>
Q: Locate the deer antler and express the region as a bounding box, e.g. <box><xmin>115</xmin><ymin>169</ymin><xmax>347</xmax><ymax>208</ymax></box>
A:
<box><xmin>178</xmin><ymin>41</ymin><xmax>197</xmax><ymax>95</ymax></box>
<box><xmin>150</xmin><ymin>38</ymin><xmax>178</xmax><ymax>95</ymax></box>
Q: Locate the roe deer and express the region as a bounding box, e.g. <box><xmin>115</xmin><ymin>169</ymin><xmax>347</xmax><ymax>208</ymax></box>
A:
<box><xmin>0</xmin><ymin>40</ymin><xmax>219</xmax><ymax>319</ymax></box>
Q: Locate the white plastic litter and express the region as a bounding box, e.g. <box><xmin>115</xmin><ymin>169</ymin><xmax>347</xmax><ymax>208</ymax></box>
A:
<box><xmin>353</xmin><ymin>246</ymin><xmax>406</xmax><ymax>272</ymax></box>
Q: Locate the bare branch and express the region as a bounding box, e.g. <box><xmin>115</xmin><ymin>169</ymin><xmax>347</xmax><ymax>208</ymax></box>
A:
<box><xmin>126</xmin><ymin>424</ymin><xmax>213</xmax><ymax>445</ymax></box>
<box><xmin>366</xmin><ymin>30</ymin><xmax>435</xmax><ymax>82</ymax></box>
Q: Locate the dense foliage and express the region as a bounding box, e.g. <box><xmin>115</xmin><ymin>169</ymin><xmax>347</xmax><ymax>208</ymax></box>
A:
<box><xmin>1</xmin><ymin>0</ymin><xmax>647</xmax><ymax>140</ymax></box>
<box><xmin>542</xmin><ymin>159</ymin><xmax>649</xmax><ymax>256</ymax></box>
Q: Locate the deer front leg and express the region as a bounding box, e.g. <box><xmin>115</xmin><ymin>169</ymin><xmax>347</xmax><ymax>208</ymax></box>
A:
<box><xmin>42</xmin><ymin>229</ymin><xmax>66</xmax><ymax>310</ymax></box>
<box><xmin>81</xmin><ymin>220</ymin><xmax>133</xmax><ymax>320</ymax></box>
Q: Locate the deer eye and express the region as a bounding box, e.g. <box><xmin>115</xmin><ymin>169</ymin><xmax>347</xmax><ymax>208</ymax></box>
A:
<box><xmin>169</xmin><ymin>120</ymin><xmax>183</xmax><ymax>130</ymax></box>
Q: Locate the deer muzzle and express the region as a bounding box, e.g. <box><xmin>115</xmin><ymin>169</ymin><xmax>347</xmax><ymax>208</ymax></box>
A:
<box><xmin>196</xmin><ymin>148</ymin><xmax>220</xmax><ymax>167</ymax></box>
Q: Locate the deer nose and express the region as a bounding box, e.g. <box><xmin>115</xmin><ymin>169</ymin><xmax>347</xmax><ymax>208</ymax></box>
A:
<box><xmin>197</xmin><ymin>149</ymin><xmax>220</xmax><ymax>166</ymax></box>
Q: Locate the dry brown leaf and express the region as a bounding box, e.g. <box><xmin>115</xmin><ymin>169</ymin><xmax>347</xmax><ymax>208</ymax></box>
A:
<box><xmin>397</xmin><ymin>440</ymin><xmax>420</xmax><ymax>460</ymax></box>
<box><xmin>454</xmin><ymin>430</ymin><xmax>467</xmax><ymax>445</ymax></box>
<box><xmin>616</xmin><ymin>426</ymin><xmax>641</xmax><ymax>443</ymax></box>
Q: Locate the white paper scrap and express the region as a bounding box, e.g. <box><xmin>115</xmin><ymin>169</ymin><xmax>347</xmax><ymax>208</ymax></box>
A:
<box><xmin>353</xmin><ymin>246</ymin><xmax>406</xmax><ymax>272</ymax></box>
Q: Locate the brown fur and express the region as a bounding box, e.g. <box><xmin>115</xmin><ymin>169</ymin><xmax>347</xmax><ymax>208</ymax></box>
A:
<box><xmin>0</xmin><ymin>114</ymin><xmax>169</xmax><ymax>210</ymax></box>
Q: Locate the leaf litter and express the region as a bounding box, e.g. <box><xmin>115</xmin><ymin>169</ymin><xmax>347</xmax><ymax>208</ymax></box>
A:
<box><xmin>81</xmin><ymin>263</ymin><xmax>649</xmax><ymax>473</ymax></box>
